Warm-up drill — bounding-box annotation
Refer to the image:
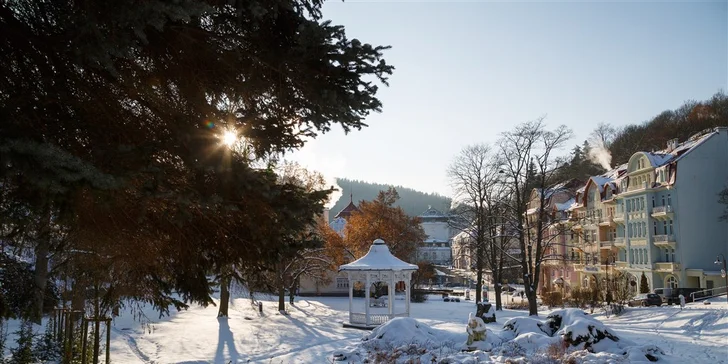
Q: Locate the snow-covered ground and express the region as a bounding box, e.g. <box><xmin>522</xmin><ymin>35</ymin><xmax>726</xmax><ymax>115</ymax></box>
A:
<box><xmin>3</xmin><ymin>294</ymin><xmax>727</xmax><ymax>363</ymax></box>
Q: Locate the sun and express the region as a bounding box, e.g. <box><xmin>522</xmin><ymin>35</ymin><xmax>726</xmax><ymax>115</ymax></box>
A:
<box><xmin>222</xmin><ymin>130</ymin><xmax>237</xmax><ymax>147</ymax></box>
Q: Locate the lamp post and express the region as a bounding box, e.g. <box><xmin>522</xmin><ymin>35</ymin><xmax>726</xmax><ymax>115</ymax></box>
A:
<box><xmin>715</xmin><ymin>254</ymin><xmax>728</xmax><ymax>304</ymax></box>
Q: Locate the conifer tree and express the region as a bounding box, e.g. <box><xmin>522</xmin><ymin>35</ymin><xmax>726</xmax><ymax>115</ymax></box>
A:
<box><xmin>639</xmin><ymin>272</ymin><xmax>650</xmax><ymax>294</ymax></box>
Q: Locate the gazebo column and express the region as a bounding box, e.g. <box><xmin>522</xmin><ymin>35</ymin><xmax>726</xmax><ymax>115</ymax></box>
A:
<box><xmin>365</xmin><ymin>274</ymin><xmax>371</xmax><ymax>326</ymax></box>
<box><xmin>405</xmin><ymin>277</ymin><xmax>411</xmax><ymax>316</ymax></box>
<box><xmin>348</xmin><ymin>274</ymin><xmax>353</xmax><ymax>324</ymax></box>
<box><xmin>388</xmin><ymin>273</ymin><xmax>394</xmax><ymax>317</ymax></box>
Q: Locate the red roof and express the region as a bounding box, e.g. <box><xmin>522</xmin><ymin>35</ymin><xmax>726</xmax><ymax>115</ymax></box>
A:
<box><xmin>334</xmin><ymin>200</ymin><xmax>359</xmax><ymax>219</ymax></box>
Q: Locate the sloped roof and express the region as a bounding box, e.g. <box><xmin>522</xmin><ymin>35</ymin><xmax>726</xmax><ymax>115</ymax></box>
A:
<box><xmin>419</xmin><ymin>206</ymin><xmax>447</xmax><ymax>219</ymax></box>
<box><xmin>334</xmin><ymin>199</ymin><xmax>359</xmax><ymax>219</ymax></box>
<box><xmin>339</xmin><ymin>239</ymin><xmax>418</xmax><ymax>271</ymax></box>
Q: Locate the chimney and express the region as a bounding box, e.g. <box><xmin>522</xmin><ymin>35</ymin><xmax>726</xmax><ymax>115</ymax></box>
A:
<box><xmin>666</xmin><ymin>138</ymin><xmax>679</xmax><ymax>152</ymax></box>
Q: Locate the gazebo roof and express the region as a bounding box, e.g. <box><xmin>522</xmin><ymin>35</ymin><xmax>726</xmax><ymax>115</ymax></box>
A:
<box><xmin>339</xmin><ymin>239</ymin><xmax>418</xmax><ymax>271</ymax></box>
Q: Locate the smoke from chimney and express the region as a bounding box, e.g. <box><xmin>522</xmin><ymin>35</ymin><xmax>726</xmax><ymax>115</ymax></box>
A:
<box><xmin>325</xmin><ymin>176</ymin><xmax>343</xmax><ymax>209</ymax></box>
<box><xmin>588</xmin><ymin>139</ymin><xmax>612</xmax><ymax>171</ymax></box>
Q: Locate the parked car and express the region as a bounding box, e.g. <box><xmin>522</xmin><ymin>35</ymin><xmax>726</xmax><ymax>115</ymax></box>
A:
<box><xmin>653</xmin><ymin>288</ymin><xmax>704</xmax><ymax>305</ymax></box>
<box><xmin>628</xmin><ymin>293</ymin><xmax>663</xmax><ymax>307</ymax></box>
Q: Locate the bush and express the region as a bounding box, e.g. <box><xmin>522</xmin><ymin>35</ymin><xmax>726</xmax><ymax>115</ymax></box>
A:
<box><xmin>410</xmin><ymin>289</ymin><xmax>428</xmax><ymax>303</ymax></box>
<box><xmin>541</xmin><ymin>292</ymin><xmax>563</xmax><ymax>308</ymax></box>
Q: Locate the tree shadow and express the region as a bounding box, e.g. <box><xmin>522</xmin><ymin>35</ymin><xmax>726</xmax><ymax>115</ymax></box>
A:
<box><xmin>214</xmin><ymin>317</ymin><xmax>240</xmax><ymax>364</ymax></box>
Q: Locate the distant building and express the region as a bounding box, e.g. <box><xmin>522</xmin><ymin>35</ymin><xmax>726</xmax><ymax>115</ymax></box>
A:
<box><xmin>329</xmin><ymin>194</ymin><xmax>359</xmax><ymax>235</ymax></box>
<box><xmin>416</xmin><ymin>206</ymin><xmax>454</xmax><ymax>265</ymax></box>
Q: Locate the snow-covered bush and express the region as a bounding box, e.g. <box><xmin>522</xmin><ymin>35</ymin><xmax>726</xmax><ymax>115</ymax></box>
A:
<box><xmin>332</xmin><ymin>318</ymin><xmax>459</xmax><ymax>363</ymax></box>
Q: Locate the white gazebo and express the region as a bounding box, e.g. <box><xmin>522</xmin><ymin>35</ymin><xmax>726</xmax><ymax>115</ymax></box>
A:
<box><xmin>339</xmin><ymin>239</ymin><xmax>418</xmax><ymax>329</ymax></box>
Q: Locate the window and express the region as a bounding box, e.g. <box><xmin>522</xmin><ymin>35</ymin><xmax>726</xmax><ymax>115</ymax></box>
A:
<box><xmin>666</xmin><ymin>276</ymin><xmax>678</xmax><ymax>289</ymax></box>
<box><xmin>665</xmin><ymin>249</ymin><xmax>669</xmax><ymax>262</ymax></box>
<box><xmin>642</xmin><ymin>222</ymin><xmax>647</xmax><ymax>237</ymax></box>
<box><xmin>641</xmin><ymin>198</ymin><xmax>645</xmax><ymax>210</ymax></box>
<box><xmin>653</xmin><ymin>221</ymin><xmax>658</xmax><ymax>235</ymax></box>
<box><xmin>663</xmin><ymin>221</ymin><xmax>667</xmax><ymax>235</ymax></box>
<box><xmin>652</xmin><ymin>196</ymin><xmax>655</xmax><ymax>207</ymax></box>
<box><xmin>336</xmin><ymin>278</ymin><xmax>349</xmax><ymax>289</ymax></box>
<box><xmin>671</xmin><ymin>248</ymin><xmax>675</xmax><ymax>262</ymax></box>
<box><xmin>668</xmin><ymin>220</ymin><xmax>673</xmax><ymax>234</ymax></box>
<box><xmin>661</xmin><ymin>195</ymin><xmax>665</xmax><ymax>206</ymax></box>
<box><xmin>667</xmin><ymin>194</ymin><xmax>672</xmax><ymax>206</ymax></box>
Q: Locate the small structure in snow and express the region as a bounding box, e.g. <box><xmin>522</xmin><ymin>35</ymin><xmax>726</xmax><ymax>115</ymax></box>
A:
<box><xmin>339</xmin><ymin>239</ymin><xmax>418</xmax><ymax>329</ymax></box>
<box><xmin>464</xmin><ymin>312</ymin><xmax>489</xmax><ymax>351</ymax></box>
<box><xmin>476</xmin><ymin>302</ymin><xmax>496</xmax><ymax>323</ymax></box>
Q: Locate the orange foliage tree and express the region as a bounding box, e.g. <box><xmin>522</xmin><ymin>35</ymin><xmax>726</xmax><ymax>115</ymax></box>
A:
<box><xmin>342</xmin><ymin>188</ymin><xmax>426</xmax><ymax>261</ymax></box>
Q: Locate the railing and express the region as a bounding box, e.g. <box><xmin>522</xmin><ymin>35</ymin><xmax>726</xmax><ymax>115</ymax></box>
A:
<box><xmin>614</xmin><ymin>238</ymin><xmax>626</xmax><ymax>246</ymax></box>
<box><xmin>350</xmin><ymin>312</ymin><xmax>404</xmax><ymax>326</ymax></box>
<box><xmin>690</xmin><ymin>285</ymin><xmax>728</xmax><ymax>302</ymax></box>
<box><xmin>615</xmin><ymin>261</ymin><xmax>628</xmax><ymax>268</ymax></box>
<box><xmin>653</xmin><ymin>234</ymin><xmax>675</xmax><ymax>243</ymax></box>
<box><xmin>599</xmin><ymin>241</ymin><xmax>615</xmax><ymax>249</ymax></box>
<box><xmin>651</xmin><ymin>205</ymin><xmax>672</xmax><ymax>214</ymax></box>
<box><xmin>654</xmin><ymin>262</ymin><xmax>680</xmax><ymax>271</ymax></box>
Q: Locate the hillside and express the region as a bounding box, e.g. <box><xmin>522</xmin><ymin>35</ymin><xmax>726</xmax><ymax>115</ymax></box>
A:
<box><xmin>327</xmin><ymin>178</ymin><xmax>451</xmax><ymax>219</ymax></box>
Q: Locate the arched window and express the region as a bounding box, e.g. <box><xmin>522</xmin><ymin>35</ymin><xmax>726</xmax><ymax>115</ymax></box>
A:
<box><xmin>666</xmin><ymin>276</ymin><xmax>678</xmax><ymax>289</ymax></box>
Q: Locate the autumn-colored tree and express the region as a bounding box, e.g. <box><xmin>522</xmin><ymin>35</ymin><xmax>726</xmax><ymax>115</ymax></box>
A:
<box><xmin>343</xmin><ymin>188</ymin><xmax>426</xmax><ymax>261</ymax></box>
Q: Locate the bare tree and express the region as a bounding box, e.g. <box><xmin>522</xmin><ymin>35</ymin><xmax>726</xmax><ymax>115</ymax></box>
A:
<box><xmin>448</xmin><ymin>144</ymin><xmax>517</xmax><ymax>309</ymax></box>
<box><xmin>590</xmin><ymin>122</ymin><xmax>618</xmax><ymax>149</ymax></box>
<box><xmin>497</xmin><ymin>117</ymin><xmax>573</xmax><ymax>316</ymax></box>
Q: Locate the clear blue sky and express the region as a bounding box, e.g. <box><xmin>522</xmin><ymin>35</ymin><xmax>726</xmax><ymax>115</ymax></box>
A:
<box><xmin>290</xmin><ymin>0</ymin><xmax>728</xmax><ymax>200</ymax></box>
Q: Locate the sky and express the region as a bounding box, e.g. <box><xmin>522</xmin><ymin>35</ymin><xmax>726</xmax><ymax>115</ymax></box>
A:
<box><xmin>289</xmin><ymin>0</ymin><xmax>728</xmax><ymax>200</ymax></box>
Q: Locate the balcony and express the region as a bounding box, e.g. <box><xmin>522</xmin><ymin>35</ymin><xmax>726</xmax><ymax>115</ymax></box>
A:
<box><xmin>653</xmin><ymin>234</ymin><xmax>676</xmax><ymax>247</ymax></box>
<box><xmin>614</xmin><ymin>261</ymin><xmax>629</xmax><ymax>269</ymax></box>
<box><xmin>599</xmin><ymin>215</ymin><xmax>616</xmax><ymax>227</ymax></box>
<box><xmin>653</xmin><ymin>262</ymin><xmax>680</xmax><ymax>272</ymax></box>
<box><xmin>628</xmin><ymin>181</ymin><xmax>649</xmax><ymax>192</ymax></box>
<box><xmin>599</xmin><ymin>240</ymin><xmax>615</xmax><ymax>249</ymax></box>
<box><xmin>573</xmin><ymin>263</ymin><xmax>585</xmax><ymax>272</ymax></box>
<box><xmin>614</xmin><ymin>238</ymin><xmax>626</xmax><ymax>247</ymax></box>
<box><xmin>612</xmin><ymin>212</ymin><xmax>625</xmax><ymax>224</ymax></box>
<box><xmin>583</xmin><ymin>265</ymin><xmax>601</xmax><ymax>273</ymax></box>
<box><xmin>651</xmin><ymin>205</ymin><xmax>673</xmax><ymax>220</ymax></box>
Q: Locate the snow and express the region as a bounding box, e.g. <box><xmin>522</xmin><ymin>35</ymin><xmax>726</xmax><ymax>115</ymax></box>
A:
<box><xmin>3</xmin><ymin>292</ymin><xmax>727</xmax><ymax>363</ymax></box>
<box><xmin>339</xmin><ymin>239</ymin><xmax>418</xmax><ymax>271</ymax></box>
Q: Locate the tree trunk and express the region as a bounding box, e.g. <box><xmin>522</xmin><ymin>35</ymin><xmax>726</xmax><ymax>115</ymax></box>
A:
<box><xmin>217</xmin><ymin>274</ymin><xmax>230</xmax><ymax>317</ymax></box>
<box><xmin>31</xmin><ymin>205</ymin><xmax>52</xmax><ymax>324</ymax></box>
<box><xmin>493</xmin><ymin>272</ymin><xmax>503</xmax><ymax>310</ymax></box>
<box><xmin>278</xmin><ymin>285</ymin><xmax>286</xmax><ymax>312</ymax></box>
<box><xmin>475</xmin><ymin>254</ymin><xmax>483</xmax><ymax>304</ymax></box>
<box><xmin>527</xmin><ymin>290</ymin><xmax>538</xmax><ymax>316</ymax></box>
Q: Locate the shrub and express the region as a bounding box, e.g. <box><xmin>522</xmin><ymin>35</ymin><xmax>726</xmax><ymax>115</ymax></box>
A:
<box><xmin>410</xmin><ymin>289</ymin><xmax>428</xmax><ymax>303</ymax></box>
<box><xmin>541</xmin><ymin>292</ymin><xmax>563</xmax><ymax>308</ymax></box>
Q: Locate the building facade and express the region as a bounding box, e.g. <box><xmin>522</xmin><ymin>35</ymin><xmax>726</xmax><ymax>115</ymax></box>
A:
<box><xmin>416</xmin><ymin>206</ymin><xmax>454</xmax><ymax>266</ymax></box>
<box><xmin>609</xmin><ymin>128</ymin><xmax>728</xmax><ymax>291</ymax></box>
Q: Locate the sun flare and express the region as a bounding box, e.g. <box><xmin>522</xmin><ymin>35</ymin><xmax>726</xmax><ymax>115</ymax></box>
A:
<box><xmin>222</xmin><ymin>130</ymin><xmax>237</xmax><ymax>147</ymax></box>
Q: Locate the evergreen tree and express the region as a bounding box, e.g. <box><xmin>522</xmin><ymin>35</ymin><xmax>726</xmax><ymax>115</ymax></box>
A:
<box><xmin>639</xmin><ymin>272</ymin><xmax>650</xmax><ymax>294</ymax></box>
<box><xmin>9</xmin><ymin>321</ymin><xmax>35</xmax><ymax>364</ymax></box>
<box><xmin>0</xmin><ymin>0</ymin><xmax>393</xmax><ymax>317</ymax></box>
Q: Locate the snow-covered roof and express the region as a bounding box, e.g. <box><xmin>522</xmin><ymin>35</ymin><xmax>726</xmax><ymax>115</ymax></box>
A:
<box><xmin>554</xmin><ymin>198</ymin><xmax>575</xmax><ymax>212</ymax></box>
<box><xmin>419</xmin><ymin>206</ymin><xmax>447</xmax><ymax>220</ymax></box>
<box><xmin>339</xmin><ymin>239</ymin><xmax>418</xmax><ymax>271</ymax></box>
<box><xmin>643</xmin><ymin>152</ymin><xmax>673</xmax><ymax>168</ymax></box>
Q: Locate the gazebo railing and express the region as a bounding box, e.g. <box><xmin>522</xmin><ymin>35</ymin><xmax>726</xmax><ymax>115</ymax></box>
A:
<box><xmin>349</xmin><ymin>312</ymin><xmax>408</xmax><ymax>326</ymax></box>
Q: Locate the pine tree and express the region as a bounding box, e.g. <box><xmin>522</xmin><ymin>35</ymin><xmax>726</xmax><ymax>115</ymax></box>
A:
<box><xmin>9</xmin><ymin>321</ymin><xmax>35</xmax><ymax>364</ymax></box>
<box><xmin>1</xmin><ymin>0</ymin><xmax>393</xmax><ymax>316</ymax></box>
<box><xmin>639</xmin><ymin>272</ymin><xmax>650</xmax><ymax>294</ymax></box>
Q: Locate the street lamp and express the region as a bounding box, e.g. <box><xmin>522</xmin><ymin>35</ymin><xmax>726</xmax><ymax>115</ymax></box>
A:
<box><xmin>715</xmin><ymin>254</ymin><xmax>728</xmax><ymax>304</ymax></box>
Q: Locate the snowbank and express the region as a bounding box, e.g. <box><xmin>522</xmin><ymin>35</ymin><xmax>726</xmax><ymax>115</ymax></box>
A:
<box><xmin>332</xmin><ymin>309</ymin><xmax>667</xmax><ymax>363</ymax></box>
<box><xmin>332</xmin><ymin>317</ymin><xmax>461</xmax><ymax>363</ymax></box>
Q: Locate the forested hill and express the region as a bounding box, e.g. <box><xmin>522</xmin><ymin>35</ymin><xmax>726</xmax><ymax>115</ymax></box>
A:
<box><xmin>554</xmin><ymin>91</ymin><xmax>728</xmax><ymax>183</ymax></box>
<box><xmin>328</xmin><ymin>178</ymin><xmax>451</xmax><ymax>219</ymax></box>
